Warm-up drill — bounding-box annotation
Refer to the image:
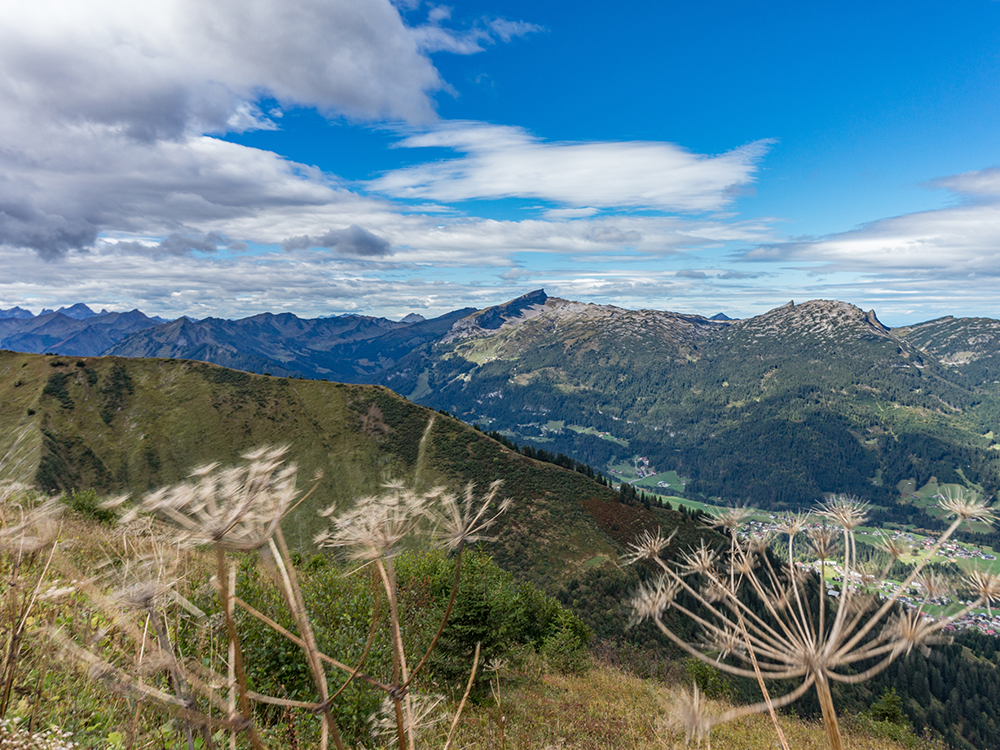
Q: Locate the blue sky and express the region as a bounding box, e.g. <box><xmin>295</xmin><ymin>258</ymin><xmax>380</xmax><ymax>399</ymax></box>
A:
<box><xmin>2</xmin><ymin>0</ymin><xmax>1000</xmax><ymax>324</ymax></box>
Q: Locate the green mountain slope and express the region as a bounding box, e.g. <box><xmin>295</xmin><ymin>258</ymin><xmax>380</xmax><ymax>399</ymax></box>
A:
<box><xmin>0</xmin><ymin>349</ymin><xmax>686</xmax><ymax>590</ymax></box>
<box><xmin>378</xmin><ymin>298</ymin><xmax>1000</xmax><ymax>512</ymax></box>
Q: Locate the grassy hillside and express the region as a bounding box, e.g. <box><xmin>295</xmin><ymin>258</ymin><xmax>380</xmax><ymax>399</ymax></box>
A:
<box><xmin>0</xmin><ymin>350</ymin><xmax>684</xmax><ymax>588</ymax></box>
<box><xmin>0</xmin><ymin>494</ymin><xmax>931</xmax><ymax>750</ymax></box>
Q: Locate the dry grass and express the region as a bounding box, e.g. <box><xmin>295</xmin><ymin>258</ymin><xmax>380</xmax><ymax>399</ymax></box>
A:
<box><xmin>433</xmin><ymin>661</ymin><xmax>927</xmax><ymax>750</ymax></box>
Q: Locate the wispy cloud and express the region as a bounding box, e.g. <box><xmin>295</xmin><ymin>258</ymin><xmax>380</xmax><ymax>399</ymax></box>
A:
<box><xmin>746</xmin><ymin>166</ymin><xmax>1000</xmax><ymax>279</ymax></box>
<box><xmin>370</xmin><ymin>122</ymin><xmax>775</xmax><ymax>212</ymax></box>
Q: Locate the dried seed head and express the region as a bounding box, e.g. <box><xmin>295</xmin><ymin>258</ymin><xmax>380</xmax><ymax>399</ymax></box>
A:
<box><xmin>877</xmin><ymin>533</ymin><xmax>910</xmax><ymax>561</ymax></box>
<box><xmin>680</xmin><ymin>541</ymin><xmax>718</xmax><ymax>577</ymax></box>
<box><xmin>776</xmin><ymin>512</ymin><xmax>810</xmax><ymax>538</ymax></box>
<box><xmin>427</xmin><ymin>480</ymin><xmax>511</xmax><ymax>552</ymax></box>
<box><xmin>914</xmin><ymin>570</ymin><xmax>952</xmax><ymax>602</ymax></box>
<box><xmin>672</xmin><ymin>684</ymin><xmax>712</xmax><ymax>747</ymax></box>
<box><xmin>964</xmin><ymin>570</ymin><xmax>1000</xmax><ymax>614</ymax></box>
<box><xmin>806</xmin><ymin>526</ymin><xmax>838</xmax><ymax>560</ymax></box>
<box><xmin>700</xmin><ymin>625</ymin><xmax>745</xmax><ymax>661</ymax></box>
<box><xmin>938</xmin><ymin>487</ymin><xmax>995</xmax><ymax>526</ymax></box>
<box><xmin>816</xmin><ymin>495</ymin><xmax>868</xmax><ymax>530</ymax></box>
<box><xmin>887</xmin><ymin>609</ymin><xmax>951</xmax><ymax>657</ymax></box>
<box><xmin>628</xmin><ymin>575</ymin><xmax>680</xmax><ymax>626</ymax></box>
<box><xmin>123</xmin><ymin>446</ymin><xmax>297</xmax><ymax>550</ymax></box>
<box><xmin>369</xmin><ymin>693</ymin><xmax>447</xmax><ymax>745</ymax></box>
<box><xmin>623</xmin><ymin>527</ymin><xmax>676</xmax><ymax>566</ymax></box>
<box><xmin>315</xmin><ymin>483</ymin><xmax>434</xmax><ymax>561</ymax></box>
<box><xmin>706</xmin><ymin>507</ymin><xmax>748</xmax><ymax>534</ymax></box>
<box><xmin>0</xmin><ymin>499</ymin><xmax>63</xmax><ymax>552</ymax></box>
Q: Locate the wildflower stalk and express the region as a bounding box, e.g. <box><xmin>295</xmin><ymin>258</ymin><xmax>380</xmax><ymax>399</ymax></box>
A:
<box><xmin>375</xmin><ymin>556</ymin><xmax>413</xmax><ymax>750</ymax></box>
<box><xmin>269</xmin><ymin>528</ymin><xmax>346</xmax><ymax>750</ymax></box>
<box><xmin>443</xmin><ymin>642</ymin><xmax>480</xmax><ymax>750</ymax></box>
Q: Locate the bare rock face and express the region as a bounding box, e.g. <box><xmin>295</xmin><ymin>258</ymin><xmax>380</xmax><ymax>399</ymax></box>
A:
<box><xmin>731</xmin><ymin>299</ymin><xmax>894</xmax><ymax>341</ymax></box>
<box><xmin>442</xmin><ymin>289</ymin><xmax>550</xmax><ymax>342</ymax></box>
<box><xmin>896</xmin><ymin>315</ymin><xmax>1000</xmax><ymax>366</ymax></box>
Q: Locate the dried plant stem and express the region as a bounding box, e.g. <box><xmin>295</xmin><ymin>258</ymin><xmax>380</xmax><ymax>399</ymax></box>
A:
<box><xmin>815</xmin><ymin>675</ymin><xmax>844</xmax><ymax>750</ymax></box>
<box><xmin>231</xmin><ymin>595</ymin><xmax>392</xmax><ymax>692</ymax></box>
<box><xmin>215</xmin><ymin>547</ymin><xmax>266</xmax><ymax>750</ymax></box>
<box><xmin>269</xmin><ymin>529</ymin><xmax>346</xmax><ymax>750</ymax></box>
<box><xmin>1</xmin><ymin>538</ymin><xmax>58</xmax><ymax>719</ymax></box>
<box><xmin>148</xmin><ymin>603</ymin><xmax>195</xmax><ymax>750</ymax></box>
<box><xmin>227</xmin><ymin>565</ymin><xmax>236</xmax><ymax>750</ymax></box>
<box><xmin>376</xmin><ymin>557</ymin><xmax>412</xmax><ymax>750</ymax></box>
<box><xmin>317</xmin><ymin>575</ymin><xmax>381</xmax><ymax>711</ymax></box>
<box><xmin>443</xmin><ymin>641</ymin><xmax>480</xmax><ymax>750</ymax></box>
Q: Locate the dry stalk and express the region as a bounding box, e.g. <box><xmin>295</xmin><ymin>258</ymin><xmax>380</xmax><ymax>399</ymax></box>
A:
<box><xmin>626</xmin><ymin>490</ymin><xmax>1000</xmax><ymax>749</ymax></box>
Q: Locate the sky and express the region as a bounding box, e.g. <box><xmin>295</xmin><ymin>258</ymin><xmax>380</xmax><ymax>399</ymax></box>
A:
<box><xmin>2</xmin><ymin>0</ymin><xmax>1000</xmax><ymax>325</ymax></box>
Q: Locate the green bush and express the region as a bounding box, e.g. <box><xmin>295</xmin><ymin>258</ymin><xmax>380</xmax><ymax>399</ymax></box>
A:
<box><xmin>231</xmin><ymin>548</ymin><xmax>590</xmax><ymax>744</ymax></box>
<box><xmin>66</xmin><ymin>488</ymin><xmax>117</xmax><ymax>525</ymax></box>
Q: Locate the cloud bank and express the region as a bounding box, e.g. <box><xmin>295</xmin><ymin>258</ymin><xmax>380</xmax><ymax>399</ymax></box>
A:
<box><xmin>0</xmin><ymin>0</ymin><xmax>538</xmax><ymax>258</ymax></box>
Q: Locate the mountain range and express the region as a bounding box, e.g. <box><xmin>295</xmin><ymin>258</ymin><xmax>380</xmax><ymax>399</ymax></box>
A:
<box><xmin>4</xmin><ymin>291</ymin><xmax>1000</xmax><ymax>515</ymax></box>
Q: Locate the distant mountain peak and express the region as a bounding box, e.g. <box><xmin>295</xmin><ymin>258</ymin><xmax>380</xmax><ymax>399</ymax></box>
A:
<box><xmin>710</xmin><ymin>312</ymin><xmax>735</xmax><ymax>321</ymax></box>
<box><xmin>444</xmin><ymin>289</ymin><xmax>549</xmax><ymax>342</ymax></box>
<box><xmin>734</xmin><ymin>299</ymin><xmax>895</xmax><ymax>342</ymax></box>
<box><xmin>56</xmin><ymin>303</ymin><xmax>101</xmax><ymax>320</ymax></box>
<box><xmin>0</xmin><ymin>306</ymin><xmax>34</xmax><ymax>319</ymax></box>
<box><xmin>400</xmin><ymin>313</ymin><xmax>426</xmax><ymax>324</ymax></box>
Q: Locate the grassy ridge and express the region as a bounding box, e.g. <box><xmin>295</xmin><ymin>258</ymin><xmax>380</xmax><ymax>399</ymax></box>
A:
<box><xmin>0</xmin><ymin>351</ymin><xmax>646</xmax><ymax>583</ymax></box>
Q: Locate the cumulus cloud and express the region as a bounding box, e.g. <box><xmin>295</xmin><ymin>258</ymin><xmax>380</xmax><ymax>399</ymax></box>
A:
<box><xmin>281</xmin><ymin>225</ymin><xmax>392</xmax><ymax>256</ymax></box>
<box><xmin>0</xmin><ymin>0</ymin><xmax>543</xmax><ymax>259</ymax></box>
<box><xmin>0</xmin><ymin>0</ymin><xmax>449</xmax><ymax>136</ymax></box>
<box><xmin>370</xmin><ymin>122</ymin><xmax>775</xmax><ymax>212</ymax></box>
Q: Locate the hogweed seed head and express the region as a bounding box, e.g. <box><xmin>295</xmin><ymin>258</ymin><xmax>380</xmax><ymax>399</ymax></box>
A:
<box><xmin>816</xmin><ymin>495</ymin><xmax>868</xmax><ymax>530</ymax></box>
<box><xmin>679</xmin><ymin>540</ymin><xmax>718</xmax><ymax>577</ymax></box>
<box><xmin>707</xmin><ymin>507</ymin><xmax>748</xmax><ymax>534</ymax></box>
<box><xmin>622</xmin><ymin>527</ymin><xmax>676</xmax><ymax>565</ymax></box>
<box><xmin>427</xmin><ymin>480</ymin><xmax>511</xmax><ymax>552</ymax></box>
<box><xmin>806</xmin><ymin>526</ymin><xmax>838</xmax><ymax>561</ymax></box>
<box><xmin>628</xmin><ymin>575</ymin><xmax>680</xmax><ymax>627</ymax></box>
<box><xmin>964</xmin><ymin>570</ymin><xmax>1000</xmax><ymax>614</ymax></box>
<box><xmin>122</xmin><ymin>445</ymin><xmax>297</xmax><ymax>550</ymax></box>
<box><xmin>315</xmin><ymin>484</ymin><xmax>433</xmax><ymax>561</ymax></box>
<box><xmin>938</xmin><ymin>488</ymin><xmax>995</xmax><ymax>526</ymax></box>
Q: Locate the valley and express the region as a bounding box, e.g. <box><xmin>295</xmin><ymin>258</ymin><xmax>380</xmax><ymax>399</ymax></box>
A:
<box><xmin>6</xmin><ymin>295</ymin><xmax>1000</xmax><ymax>748</ymax></box>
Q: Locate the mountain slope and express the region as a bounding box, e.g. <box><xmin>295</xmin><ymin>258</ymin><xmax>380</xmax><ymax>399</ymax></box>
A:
<box><xmin>0</xmin><ymin>309</ymin><xmax>162</xmax><ymax>355</ymax></box>
<box><xmin>378</xmin><ymin>298</ymin><xmax>1000</xmax><ymax>511</ymax></box>
<box><xmin>0</xmin><ymin>350</ymin><xmax>676</xmax><ymax>588</ymax></box>
<box><xmin>106</xmin><ymin>307</ymin><xmax>476</xmax><ymax>380</ymax></box>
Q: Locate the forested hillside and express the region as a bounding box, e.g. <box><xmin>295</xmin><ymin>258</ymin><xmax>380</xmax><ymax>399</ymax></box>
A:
<box><xmin>378</xmin><ymin>296</ymin><xmax>1000</xmax><ymax>516</ymax></box>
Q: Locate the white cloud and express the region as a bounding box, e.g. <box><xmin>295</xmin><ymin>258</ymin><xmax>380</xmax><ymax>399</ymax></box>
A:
<box><xmin>370</xmin><ymin>122</ymin><xmax>775</xmax><ymax>212</ymax></box>
<box><xmin>0</xmin><ymin>0</ymin><xmax>543</xmax><ymax>258</ymax></box>
<box><xmin>746</xmin><ymin>166</ymin><xmax>1000</xmax><ymax>279</ymax></box>
<box><xmin>0</xmin><ymin>0</ymin><xmax>447</xmax><ymax>135</ymax></box>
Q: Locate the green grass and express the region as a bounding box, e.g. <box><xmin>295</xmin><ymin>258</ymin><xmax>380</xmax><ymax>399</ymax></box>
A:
<box><xmin>633</xmin><ymin>469</ymin><xmax>686</xmax><ymax>491</ymax></box>
<box><xmin>432</xmin><ymin>660</ymin><xmax>930</xmax><ymax>750</ymax></box>
<box><xmin>565</xmin><ymin>423</ymin><xmax>629</xmax><ymax>446</ymax></box>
